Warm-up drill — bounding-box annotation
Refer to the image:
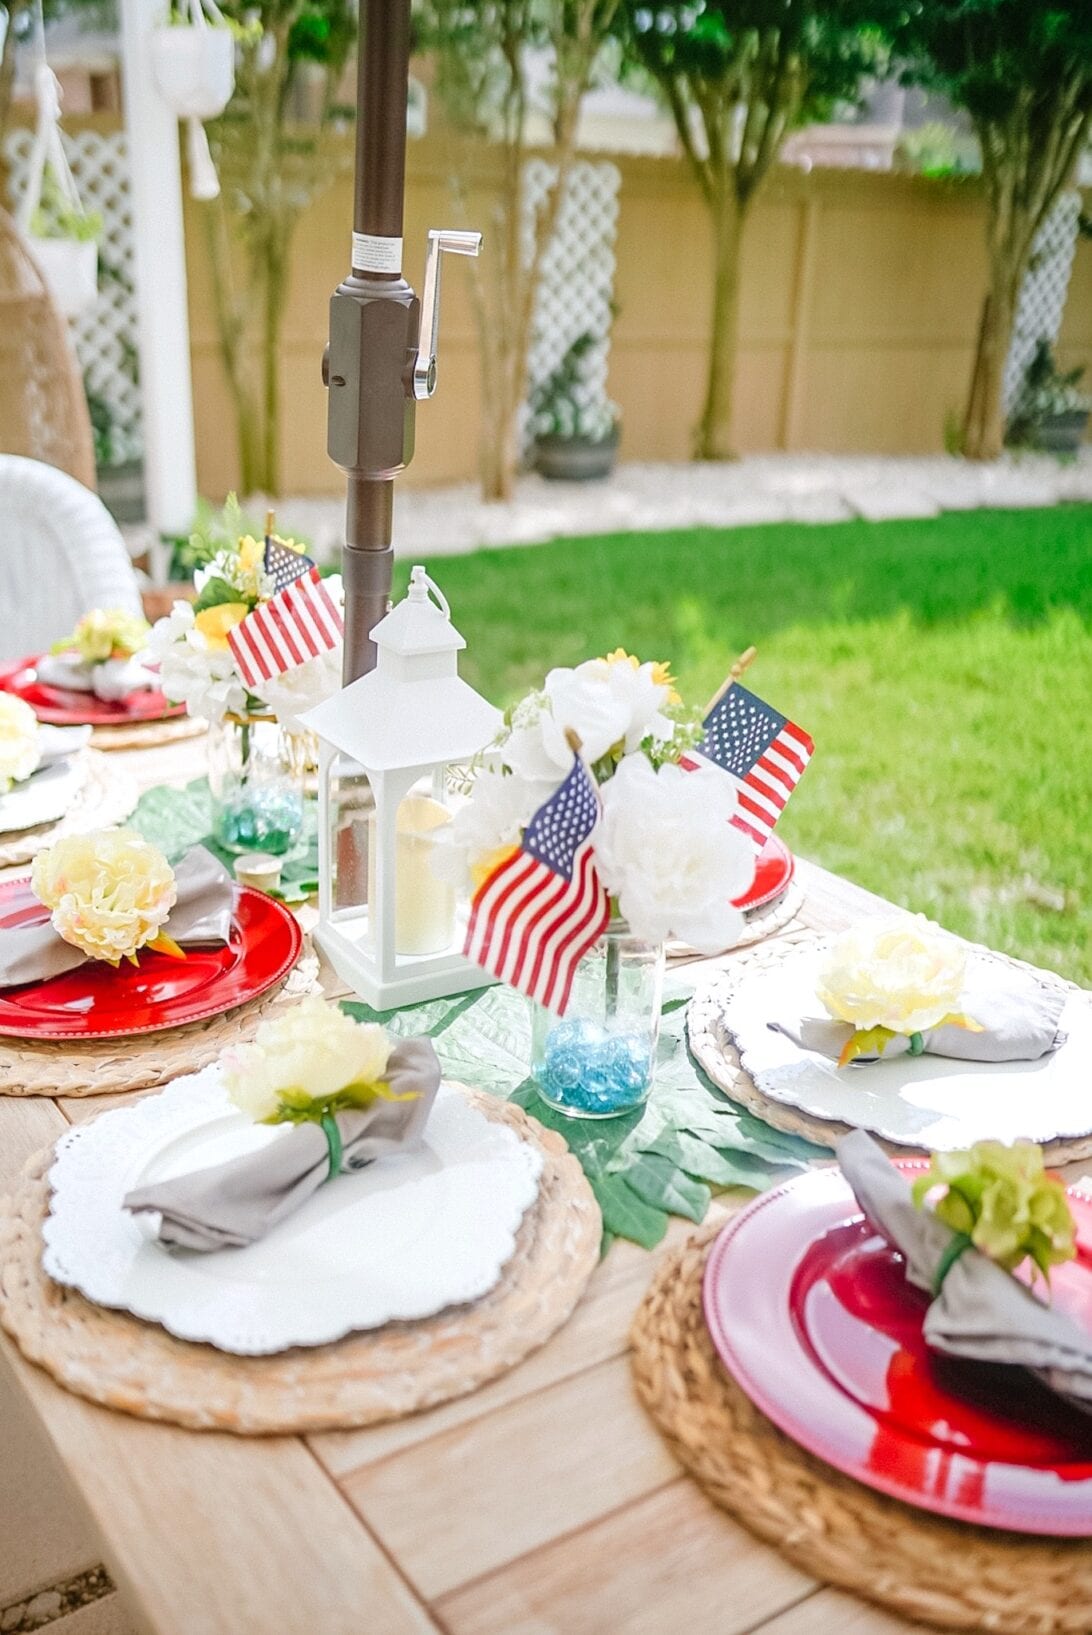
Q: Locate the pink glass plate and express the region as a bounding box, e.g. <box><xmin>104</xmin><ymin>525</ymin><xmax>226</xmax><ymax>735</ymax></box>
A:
<box><xmin>0</xmin><ymin>656</ymin><xmax>186</xmax><ymax>727</ymax></box>
<box><xmin>0</xmin><ymin>878</ymin><xmax>302</xmax><ymax>1039</ymax></box>
<box><xmin>703</xmin><ymin>1165</ymin><xmax>1092</xmax><ymax>1535</ymax></box>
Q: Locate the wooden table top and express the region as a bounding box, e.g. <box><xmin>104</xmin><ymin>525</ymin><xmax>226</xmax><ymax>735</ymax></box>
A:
<box><xmin>0</xmin><ymin>735</ymin><xmax>1082</xmax><ymax>1635</ymax></box>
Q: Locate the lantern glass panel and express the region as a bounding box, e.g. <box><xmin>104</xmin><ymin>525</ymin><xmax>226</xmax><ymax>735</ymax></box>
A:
<box><xmin>370</xmin><ymin>771</ymin><xmax>459</xmax><ymax>958</ymax></box>
<box><xmin>328</xmin><ymin>754</ymin><xmax>374</xmax><ymax>917</ymax></box>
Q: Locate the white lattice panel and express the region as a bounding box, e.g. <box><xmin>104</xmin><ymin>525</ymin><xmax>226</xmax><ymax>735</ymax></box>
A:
<box><xmin>522</xmin><ymin>158</ymin><xmax>620</xmax><ymax>454</ymax></box>
<box><xmin>5</xmin><ymin>126</ymin><xmax>142</xmax><ymax>464</ymax></box>
<box><xmin>1003</xmin><ymin>189</ymin><xmax>1081</xmax><ymax>417</ymax></box>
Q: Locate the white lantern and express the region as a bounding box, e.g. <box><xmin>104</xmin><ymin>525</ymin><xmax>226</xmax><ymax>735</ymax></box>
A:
<box><xmin>301</xmin><ymin>566</ymin><xmax>502</xmax><ymax>1009</ymax></box>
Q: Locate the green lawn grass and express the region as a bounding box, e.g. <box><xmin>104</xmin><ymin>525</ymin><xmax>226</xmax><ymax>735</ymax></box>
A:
<box><xmin>395</xmin><ymin>504</ymin><xmax>1092</xmax><ymax>985</ymax></box>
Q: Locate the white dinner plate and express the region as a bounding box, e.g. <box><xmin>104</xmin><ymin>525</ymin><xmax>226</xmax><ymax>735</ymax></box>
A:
<box><xmin>43</xmin><ymin>1069</ymin><xmax>543</xmax><ymax>1354</ymax></box>
<box><xmin>0</xmin><ymin>747</ymin><xmax>90</xmax><ymax>834</ymax></box>
<box><xmin>694</xmin><ymin>944</ymin><xmax>1092</xmax><ymax>1151</ymax></box>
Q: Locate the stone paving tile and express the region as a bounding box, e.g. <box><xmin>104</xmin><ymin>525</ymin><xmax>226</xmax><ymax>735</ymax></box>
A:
<box><xmin>128</xmin><ymin>451</ymin><xmax>1092</xmax><ymax>571</ymax></box>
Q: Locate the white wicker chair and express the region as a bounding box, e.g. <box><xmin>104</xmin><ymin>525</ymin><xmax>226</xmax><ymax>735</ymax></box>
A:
<box><xmin>0</xmin><ymin>455</ymin><xmax>143</xmax><ymax>661</ymax></box>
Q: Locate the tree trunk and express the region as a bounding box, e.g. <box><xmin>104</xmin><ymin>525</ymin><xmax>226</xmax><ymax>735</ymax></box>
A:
<box><xmin>962</xmin><ymin>252</ymin><xmax>1020</xmax><ymax>461</ymax></box>
<box><xmin>260</xmin><ymin>225</ymin><xmax>287</xmax><ymax>495</ymax></box>
<box><xmin>695</xmin><ymin>191</ymin><xmax>745</xmax><ymax>462</ymax></box>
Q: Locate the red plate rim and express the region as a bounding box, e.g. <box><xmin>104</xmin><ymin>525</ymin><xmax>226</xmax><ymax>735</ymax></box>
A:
<box><xmin>0</xmin><ymin>880</ymin><xmax>302</xmax><ymax>1040</ymax></box>
<box><xmin>732</xmin><ymin>833</ymin><xmax>794</xmax><ymax>913</ymax></box>
<box><xmin>0</xmin><ymin>654</ymin><xmax>186</xmax><ymax>727</ymax></box>
<box><xmin>702</xmin><ymin>1165</ymin><xmax>1092</xmax><ymax>1536</ymax></box>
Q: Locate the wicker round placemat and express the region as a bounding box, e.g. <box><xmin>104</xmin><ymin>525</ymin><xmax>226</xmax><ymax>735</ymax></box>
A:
<box><xmin>687</xmin><ymin>932</ymin><xmax>1092</xmax><ymax>1167</ymax></box>
<box><xmin>0</xmin><ymin>946</ymin><xmax>322</xmax><ymax>1098</ymax></box>
<box><xmin>665</xmin><ymin>879</ymin><xmax>804</xmax><ymax>961</ymax></box>
<box><xmin>631</xmin><ymin>1218</ymin><xmax>1092</xmax><ymax>1634</ymax></box>
<box><xmin>0</xmin><ymin>751</ymin><xmax>138</xmax><ymax>869</ymax></box>
<box><xmin>0</xmin><ymin>1089</ymin><xmax>601</xmax><ymax>1434</ymax></box>
<box><xmin>89</xmin><ymin>714</ymin><xmax>206</xmax><ymax>752</ymax></box>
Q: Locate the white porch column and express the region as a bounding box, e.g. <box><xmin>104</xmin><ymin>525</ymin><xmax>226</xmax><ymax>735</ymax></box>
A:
<box><xmin>118</xmin><ymin>0</ymin><xmax>198</xmax><ymax>545</ymax></box>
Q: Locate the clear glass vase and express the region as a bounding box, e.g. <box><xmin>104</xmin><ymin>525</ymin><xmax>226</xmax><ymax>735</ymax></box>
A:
<box><xmin>208</xmin><ymin>712</ymin><xmax>306</xmax><ymax>856</ymax></box>
<box><xmin>531</xmin><ymin>921</ymin><xmax>664</xmax><ymax>1120</ymax></box>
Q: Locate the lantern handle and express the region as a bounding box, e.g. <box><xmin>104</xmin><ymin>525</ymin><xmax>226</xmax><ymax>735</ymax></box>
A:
<box><xmin>407</xmin><ymin>563</ymin><xmax>451</xmax><ymax>620</ymax></box>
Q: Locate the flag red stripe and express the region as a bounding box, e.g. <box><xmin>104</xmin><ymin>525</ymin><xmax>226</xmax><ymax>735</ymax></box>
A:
<box><xmin>265</xmin><ymin>598</ymin><xmax>306</xmax><ymax>667</ymax></box>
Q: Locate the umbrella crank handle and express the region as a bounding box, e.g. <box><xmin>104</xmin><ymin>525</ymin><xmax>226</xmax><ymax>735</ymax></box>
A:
<box><xmin>411</xmin><ymin>228</ymin><xmax>482</xmax><ymax>401</ymax></box>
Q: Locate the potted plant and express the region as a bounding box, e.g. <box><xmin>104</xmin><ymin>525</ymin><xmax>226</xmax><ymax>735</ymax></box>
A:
<box><xmin>1006</xmin><ymin>339</ymin><xmax>1091</xmax><ymax>455</ymax></box>
<box><xmin>530</xmin><ymin>332</ymin><xmax>620</xmax><ymax>482</ymax></box>
<box><xmin>28</xmin><ymin>170</ymin><xmax>101</xmax><ymax>320</ymax></box>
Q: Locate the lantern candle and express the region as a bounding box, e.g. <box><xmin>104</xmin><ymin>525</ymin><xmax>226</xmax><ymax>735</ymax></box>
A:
<box><xmin>367</xmin><ymin>792</ymin><xmax>455</xmax><ymax>956</ymax></box>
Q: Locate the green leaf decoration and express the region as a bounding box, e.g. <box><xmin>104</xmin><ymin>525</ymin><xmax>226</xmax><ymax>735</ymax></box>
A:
<box><xmin>192</xmin><ymin>575</ymin><xmax>246</xmax><ymax>614</ymax></box>
<box><xmin>622</xmin><ymin>1152</ymin><xmax>711</xmax><ymax>1223</ymax></box>
<box><xmin>130</xmin><ymin>777</ymin><xmax>320</xmax><ymax>904</ymax></box>
<box><xmin>587</xmin><ymin>1174</ymin><xmax>668</xmax><ymax>1250</ymax></box>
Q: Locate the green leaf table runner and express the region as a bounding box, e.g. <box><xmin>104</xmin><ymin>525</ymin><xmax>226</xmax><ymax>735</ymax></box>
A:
<box><xmin>130</xmin><ymin>778</ymin><xmax>319</xmax><ymax>903</ymax></box>
<box><xmin>342</xmin><ymin>971</ymin><xmax>827</xmax><ymax>1250</ymax></box>
<box><xmin>132</xmin><ymin>778</ymin><xmax>824</xmax><ymax>1249</ymax></box>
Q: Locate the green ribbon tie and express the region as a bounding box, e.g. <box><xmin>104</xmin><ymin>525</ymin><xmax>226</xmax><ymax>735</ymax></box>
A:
<box><xmin>931</xmin><ymin>1231</ymin><xmax>973</xmax><ymax>1296</ymax></box>
<box><xmin>321</xmin><ymin>1114</ymin><xmax>343</xmax><ymax>1181</ymax></box>
<box><xmin>908</xmin><ymin>1032</ymin><xmax>925</xmax><ymax>1056</ymax></box>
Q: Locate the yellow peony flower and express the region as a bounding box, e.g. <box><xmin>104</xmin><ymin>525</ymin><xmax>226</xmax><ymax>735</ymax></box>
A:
<box><xmin>236</xmin><ymin>535</ymin><xmax>265</xmax><ymax>577</ymax></box>
<box><xmin>193</xmin><ymin>602</ymin><xmax>251</xmax><ymax>650</ymax></box>
<box><xmin>0</xmin><ymin>693</ymin><xmax>41</xmax><ymax>792</ymax></box>
<box><xmin>818</xmin><ymin>917</ymin><xmax>978</xmax><ymax>1044</ymax></box>
<box><xmin>31</xmin><ymin>829</ymin><xmax>180</xmax><ymax>966</ymax></box>
<box><xmin>56</xmin><ymin>608</ymin><xmax>150</xmax><ymax>664</ymax></box>
<box><xmin>221</xmin><ymin>996</ymin><xmax>398</xmax><ymax>1124</ymax></box>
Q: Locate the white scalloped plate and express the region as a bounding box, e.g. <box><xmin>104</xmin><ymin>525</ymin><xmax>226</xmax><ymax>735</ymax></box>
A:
<box><xmin>701</xmin><ymin>944</ymin><xmax>1092</xmax><ymax>1151</ymax></box>
<box><xmin>0</xmin><ymin>741</ymin><xmax>90</xmax><ymax>834</ymax></box>
<box><xmin>42</xmin><ymin>1070</ymin><xmax>543</xmax><ymax>1354</ymax></box>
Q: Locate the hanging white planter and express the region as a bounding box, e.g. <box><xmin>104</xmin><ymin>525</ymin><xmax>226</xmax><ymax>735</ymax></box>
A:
<box><xmin>16</xmin><ymin>63</ymin><xmax>101</xmax><ymax>321</ymax></box>
<box><xmin>150</xmin><ymin>22</ymin><xmax>233</xmax><ymax>119</ymax></box>
<box><xmin>150</xmin><ymin>0</ymin><xmax>234</xmax><ymax>201</ymax></box>
<box><xmin>28</xmin><ymin>235</ymin><xmax>98</xmax><ymax>319</ymax></box>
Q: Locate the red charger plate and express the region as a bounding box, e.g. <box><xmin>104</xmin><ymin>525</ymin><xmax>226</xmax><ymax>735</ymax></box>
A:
<box><xmin>0</xmin><ymin>878</ymin><xmax>302</xmax><ymax>1040</ymax></box>
<box><xmin>0</xmin><ymin>655</ymin><xmax>186</xmax><ymax>727</ymax></box>
<box><xmin>703</xmin><ymin>1166</ymin><xmax>1092</xmax><ymax>1536</ymax></box>
<box><xmin>732</xmin><ymin>834</ymin><xmax>793</xmax><ymax>913</ymax></box>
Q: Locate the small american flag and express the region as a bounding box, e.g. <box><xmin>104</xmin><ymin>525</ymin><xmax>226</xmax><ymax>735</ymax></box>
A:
<box><xmin>685</xmin><ymin>682</ymin><xmax>813</xmax><ymax>852</ymax></box>
<box><xmin>264</xmin><ymin>535</ymin><xmax>314</xmax><ymax>593</ymax></box>
<box><xmin>228</xmin><ymin>565</ymin><xmax>343</xmax><ymax>688</ymax></box>
<box><xmin>464</xmin><ymin>756</ymin><xmax>610</xmax><ymax>1015</ymax></box>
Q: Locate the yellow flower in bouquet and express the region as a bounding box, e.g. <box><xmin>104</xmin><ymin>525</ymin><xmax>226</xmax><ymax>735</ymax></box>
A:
<box><xmin>0</xmin><ymin>694</ymin><xmax>41</xmax><ymax>792</ymax></box>
<box><xmin>817</xmin><ymin>916</ymin><xmax>981</xmax><ymax>1066</ymax></box>
<box><xmin>55</xmin><ymin>608</ymin><xmax>150</xmax><ymax>664</ymax></box>
<box><xmin>912</xmin><ymin>1140</ymin><xmax>1076</xmax><ymax>1283</ymax></box>
<box><xmin>193</xmin><ymin>602</ymin><xmax>250</xmax><ymax>651</ymax></box>
<box><xmin>31</xmin><ymin>829</ymin><xmax>181</xmax><ymax>966</ymax></box>
<box><xmin>222</xmin><ymin>996</ymin><xmax>407</xmax><ymax>1124</ymax></box>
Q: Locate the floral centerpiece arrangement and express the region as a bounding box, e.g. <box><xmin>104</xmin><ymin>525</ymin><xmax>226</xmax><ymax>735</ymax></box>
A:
<box><xmin>149</xmin><ymin>511</ymin><xmax>344</xmax><ymax>854</ymax></box>
<box><xmin>444</xmin><ymin>651</ymin><xmax>756</xmax><ymax>1119</ymax></box>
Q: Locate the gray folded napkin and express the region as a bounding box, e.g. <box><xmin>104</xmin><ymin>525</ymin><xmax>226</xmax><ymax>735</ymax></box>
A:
<box><xmin>772</xmin><ymin>963</ymin><xmax>1066</xmax><ymax>1063</ymax></box>
<box><xmin>838</xmin><ymin>1129</ymin><xmax>1092</xmax><ymax>1413</ymax></box>
<box><xmin>35</xmin><ymin>724</ymin><xmax>92</xmax><ymax>767</ymax></box>
<box><xmin>0</xmin><ymin>846</ymin><xmax>234</xmax><ymax>989</ymax></box>
<box><xmin>124</xmin><ymin>1036</ymin><xmax>442</xmax><ymax>1252</ymax></box>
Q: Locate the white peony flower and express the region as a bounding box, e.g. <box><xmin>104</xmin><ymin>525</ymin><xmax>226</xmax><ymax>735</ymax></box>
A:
<box><xmin>432</xmin><ymin>762</ymin><xmax>550</xmax><ymax>891</ymax></box>
<box><xmin>594</xmin><ymin>753</ymin><xmax>753</xmax><ymax>953</ymax></box>
<box><xmin>817</xmin><ymin>917</ymin><xmax>969</xmax><ymax>1036</ymax></box>
<box><xmin>0</xmin><ymin>694</ymin><xmax>41</xmax><ymax>792</ymax></box>
<box><xmin>147</xmin><ymin>601</ymin><xmax>248</xmax><ymax>723</ymax></box>
<box><xmin>221</xmin><ymin>995</ymin><xmax>393</xmax><ymax>1122</ymax></box>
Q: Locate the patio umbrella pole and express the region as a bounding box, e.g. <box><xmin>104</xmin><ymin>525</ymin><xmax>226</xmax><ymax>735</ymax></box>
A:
<box><xmin>328</xmin><ymin>0</ymin><xmax>480</xmax><ymax>684</ymax></box>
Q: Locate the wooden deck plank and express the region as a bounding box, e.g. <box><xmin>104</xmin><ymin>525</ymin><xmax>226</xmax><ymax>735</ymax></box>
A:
<box><xmin>342</xmin><ymin>1355</ymin><xmax>680</xmax><ymax>1599</ymax></box>
<box><xmin>750</xmin><ymin>1585</ymin><xmax>931</xmax><ymax>1633</ymax></box>
<box><xmin>434</xmin><ymin>1479</ymin><xmax>815</xmax><ymax>1635</ymax></box>
<box><xmin>313</xmin><ymin>1209</ymin><xmax>723</xmax><ymax>1477</ymax></box>
<box><xmin>0</xmin><ymin>1098</ymin><xmax>66</xmax><ymax>1193</ymax></box>
<box><xmin>0</xmin><ymin>1337</ymin><xmax>437</xmax><ymax>1635</ymax></box>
